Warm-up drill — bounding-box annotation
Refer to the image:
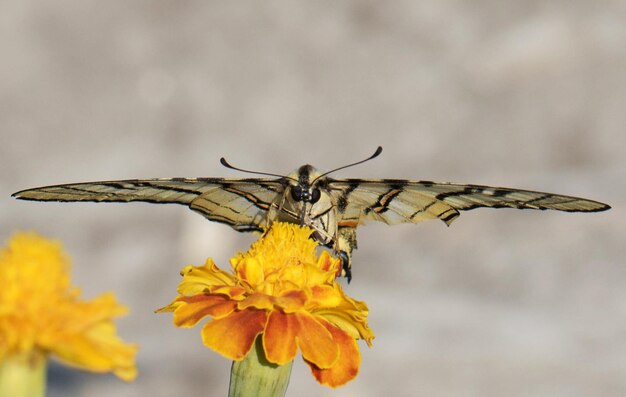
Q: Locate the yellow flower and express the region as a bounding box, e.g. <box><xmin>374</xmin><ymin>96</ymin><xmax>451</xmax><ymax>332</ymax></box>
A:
<box><xmin>159</xmin><ymin>222</ymin><xmax>374</xmax><ymax>387</ymax></box>
<box><xmin>0</xmin><ymin>232</ymin><xmax>137</xmax><ymax>382</ymax></box>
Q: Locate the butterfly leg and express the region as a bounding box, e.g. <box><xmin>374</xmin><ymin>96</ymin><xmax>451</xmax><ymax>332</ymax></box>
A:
<box><xmin>338</xmin><ymin>251</ymin><xmax>352</xmax><ymax>283</ymax></box>
<box><xmin>322</xmin><ymin>240</ymin><xmax>352</xmax><ymax>282</ymax></box>
<box><xmin>335</xmin><ymin>226</ymin><xmax>357</xmax><ymax>283</ymax></box>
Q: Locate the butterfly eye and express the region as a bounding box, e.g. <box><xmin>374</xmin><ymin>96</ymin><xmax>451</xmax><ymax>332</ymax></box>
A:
<box><xmin>291</xmin><ymin>186</ymin><xmax>303</xmax><ymax>201</ymax></box>
<box><xmin>310</xmin><ymin>188</ymin><xmax>321</xmax><ymax>204</ymax></box>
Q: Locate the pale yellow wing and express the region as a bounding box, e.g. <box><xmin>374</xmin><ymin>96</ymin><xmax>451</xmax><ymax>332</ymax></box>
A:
<box><xmin>12</xmin><ymin>178</ymin><xmax>285</xmax><ymax>232</ymax></box>
<box><xmin>328</xmin><ymin>179</ymin><xmax>610</xmax><ymax>227</ymax></box>
<box><xmin>189</xmin><ymin>180</ymin><xmax>284</xmax><ymax>231</ymax></box>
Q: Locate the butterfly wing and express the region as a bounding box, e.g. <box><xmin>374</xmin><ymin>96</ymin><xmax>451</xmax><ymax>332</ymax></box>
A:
<box><xmin>189</xmin><ymin>180</ymin><xmax>285</xmax><ymax>231</ymax></box>
<box><xmin>12</xmin><ymin>178</ymin><xmax>285</xmax><ymax>232</ymax></box>
<box><xmin>328</xmin><ymin>179</ymin><xmax>611</xmax><ymax>227</ymax></box>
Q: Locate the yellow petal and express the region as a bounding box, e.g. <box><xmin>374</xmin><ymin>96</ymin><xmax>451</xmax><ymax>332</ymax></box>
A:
<box><xmin>177</xmin><ymin>259</ymin><xmax>237</xmax><ymax>295</ymax></box>
<box><xmin>314</xmin><ymin>251</ymin><xmax>341</xmax><ymax>281</ymax></box>
<box><xmin>170</xmin><ymin>295</ymin><xmax>237</xmax><ymax>327</ymax></box>
<box><xmin>238</xmin><ymin>293</ymin><xmax>275</xmax><ymax>311</ymax></box>
<box><xmin>51</xmin><ymin>322</ymin><xmax>138</xmax><ymax>382</ymax></box>
<box><xmin>209</xmin><ymin>285</ymin><xmax>247</xmax><ymax>300</ymax></box>
<box><xmin>308</xmin><ymin>285</ymin><xmax>342</xmax><ymax>308</ymax></box>
<box><xmin>235</xmin><ymin>257</ymin><xmax>264</xmax><ymax>286</ymax></box>
<box><xmin>201</xmin><ymin>310</ymin><xmax>267</xmax><ymax>360</ymax></box>
<box><xmin>312</xmin><ymin>308</ymin><xmax>375</xmax><ymax>346</ymax></box>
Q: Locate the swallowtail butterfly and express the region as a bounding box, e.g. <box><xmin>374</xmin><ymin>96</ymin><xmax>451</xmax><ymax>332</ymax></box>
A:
<box><xmin>12</xmin><ymin>147</ymin><xmax>610</xmax><ymax>281</ymax></box>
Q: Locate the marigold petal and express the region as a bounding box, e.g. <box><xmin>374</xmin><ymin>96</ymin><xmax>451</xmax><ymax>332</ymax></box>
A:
<box><xmin>309</xmin><ymin>285</ymin><xmax>343</xmax><ymax>308</ymax></box>
<box><xmin>235</xmin><ymin>257</ymin><xmax>264</xmax><ymax>286</ymax></box>
<box><xmin>274</xmin><ymin>290</ymin><xmax>307</xmax><ymax>313</ymax></box>
<box><xmin>177</xmin><ymin>259</ymin><xmax>237</xmax><ymax>295</ymax></box>
<box><xmin>314</xmin><ymin>250</ymin><xmax>342</xmax><ymax>280</ymax></box>
<box><xmin>310</xmin><ymin>284</ymin><xmax>375</xmax><ymax>345</ymax></box>
<box><xmin>263</xmin><ymin>311</ymin><xmax>338</xmax><ymax>368</ymax></box>
<box><xmin>170</xmin><ymin>295</ymin><xmax>237</xmax><ymax>327</ymax></box>
<box><xmin>292</xmin><ymin>312</ymin><xmax>339</xmax><ymax>369</ymax></box>
<box><xmin>277</xmin><ymin>264</ymin><xmax>306</xmax><ymax>285</ymax></box>
<box><xmin>262</xmin><ymin>311</ymin><xmax>298</xmax><ymax>365</ymax></box>
<box><xmin>51</xmin><ymin>322</ymin><xmax>138</xmax><ymax>382</ymax></box>
<box><xmin>238</xmin><ymin>293</ymin><xmax>274</xmax><ymax>311</ymax></box>
<box><xmin>201</xmin><ymin>309</ymin><xmax>267</xmax><ymax>360</ymax></box>
<box><xmin>209</xmin><ymin>285</ymin><xmax>247</xmax><ymax>299</ymax></box>
<box><xmin>307</xmin><ymin>321</ymin><xmax>360</xmax><ymax>387</ymax></box>
<box><xmin>312</xmin><ymin>308</ymin><xmax>375</xmax><ymax>346</ymax></box>
<box><xmin>299</xmin><ymin>263</ymin><xmax>334</xmax><ymax>287</ymax></box>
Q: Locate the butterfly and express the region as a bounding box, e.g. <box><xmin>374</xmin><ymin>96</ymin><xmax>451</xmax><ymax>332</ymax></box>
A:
<box><xmin>12</xmin><ymin>147</ymin><xmax>610</xmax><ymax>281</ymax></box>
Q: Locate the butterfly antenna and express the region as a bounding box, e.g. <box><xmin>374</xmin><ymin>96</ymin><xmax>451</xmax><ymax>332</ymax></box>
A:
<box><xmin>220</xmin><ymin>157</ymin><xmax>296</xmax><ymax>180</ymax></box>
<box><xmin>312</xmin><ymin>146</ymin><xmax>383</xmax><ymax>182</ymax></box>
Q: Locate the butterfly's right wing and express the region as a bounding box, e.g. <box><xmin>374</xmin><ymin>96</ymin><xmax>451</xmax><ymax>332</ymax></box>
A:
<box><xmin>189</xmin><ymin>179</ymin><xmax>286</xmax><ymax>231</ymax></box>
<box><xmin>12</xmin><ymin>178</ymin><xmax>286</xmax><ymax>233</ymax></box>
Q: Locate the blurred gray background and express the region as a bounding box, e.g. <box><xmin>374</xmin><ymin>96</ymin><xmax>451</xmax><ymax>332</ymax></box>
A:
<box><xmin>1</xmin><ymin>1</ymin><xmax>625</xmax><ymax>396</ymax></box>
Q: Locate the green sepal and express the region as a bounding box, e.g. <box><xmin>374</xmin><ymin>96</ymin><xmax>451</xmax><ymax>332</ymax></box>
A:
<box><xmin>228</xmin><ymin>336</ymin><xmax>293</xmax><ymax>397</ymax></box>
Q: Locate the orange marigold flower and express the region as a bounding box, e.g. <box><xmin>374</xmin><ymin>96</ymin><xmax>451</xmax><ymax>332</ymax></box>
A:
<box><xmin>159</xmin><ymin>222</ymin><xmax>374</xmax><ymax>387</ymax></box>
<box><xmin>0</xmin><ymin>232</ymin><xmax>138</xmax><ymax>382</ymax></box>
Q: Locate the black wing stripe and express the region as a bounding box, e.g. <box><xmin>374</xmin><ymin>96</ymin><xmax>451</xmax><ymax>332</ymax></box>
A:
<box><xmin>334</xmin><ymin>181</ymin><xmax>360</xmax><ymax>212</ymax></box>
<box><xmin>202</xmin><ymin>212</ymin><xmax>262</xmax><ymax>232</ymax></box>
<box><xmin>439</xmin><ymin>208</ymin><xmax>461</xmax><ymax>224</ymax></box>
<box><xmin>223</xmin><ymin>187</ymin><xmax>272</xmax><ymax>210</ymax></box>
<box><xmin>369</xmin><ymin>188</ymin><xmax>403</xmax><ymax>214</ymax></box>
<box><xmin>409</xmin><ymin>199</ymin><xmax>438</xmax><ymax>220</ymax></box>
<box><xmin>99</xmin><ymin>182</ymin><xmax>203</xmax><ymax>196</ymax></box>
<box><xmin>197</xmin><ymin>195</ymin><xmax>246</xmax><ymax>215</ymax></box>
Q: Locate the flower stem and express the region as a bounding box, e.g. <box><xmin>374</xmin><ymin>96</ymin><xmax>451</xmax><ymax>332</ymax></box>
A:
<box><xmin>0</xmin><ymin>352</ymin><xmax>47</xmax><ymax>397</ymax></box>
<box><xmin>228</xmin><ymin>337</ymin><xmax>293</xmax><ymax>397</ymax></box>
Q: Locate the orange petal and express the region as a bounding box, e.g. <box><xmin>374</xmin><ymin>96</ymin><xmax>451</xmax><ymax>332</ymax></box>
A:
<box><xmin>274</xmin><ymin>290</ymin><xmax>307</xmax><ymax>313</ymax></box>
<box><xmin>293</xmin><ymin>313</ymin><xmax>338</xmax><ymax>369</ymax></box>
<box><xmin>307</xmin><ymin>321</ymin><xmax>361</xmax><ymax>387</ymax></box>
<box><xmin>263</xmin><ymin>311</ymin><xmax>338</xmax><ymax>368</ymax></box>
<box><xmin>262</xmin><ymin>311</ymin><xmax>298</xmax><ymax>365</ymax></box>
<box><xmin>201</xmin><ymin>309</ymin><xmax>267</xmax><ymax>360</ymax></box>
<box><xmin>172</xmin><ymin>295</ymin><xmax>237</xmax><ymax>327</ymax></box>
<box><xmin>209</xmin><ymin>285</ymin><xmax>247</xmax><ymax>300</ymax></box>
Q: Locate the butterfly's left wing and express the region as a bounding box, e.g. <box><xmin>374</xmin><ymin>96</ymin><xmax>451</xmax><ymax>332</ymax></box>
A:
<box><xmin>12</xmin><ymin>178</ymin><xmax>286</xmax><ymax>232</ymax></box>
<box><xmin>328</xmin><ymin>179</ymin><xmax>611</xmax><ymax>228</ymax></box>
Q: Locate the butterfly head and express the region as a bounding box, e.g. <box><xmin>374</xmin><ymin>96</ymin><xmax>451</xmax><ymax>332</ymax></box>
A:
<box><xmin>287</xmin><ymin>165</ymin><xmax>322</xmax><ymax>204</ymax></box>
<box><xmin>220</xmin><ymin>147</ymin><xmax>383</xmax><ymax>206</ymax></box>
